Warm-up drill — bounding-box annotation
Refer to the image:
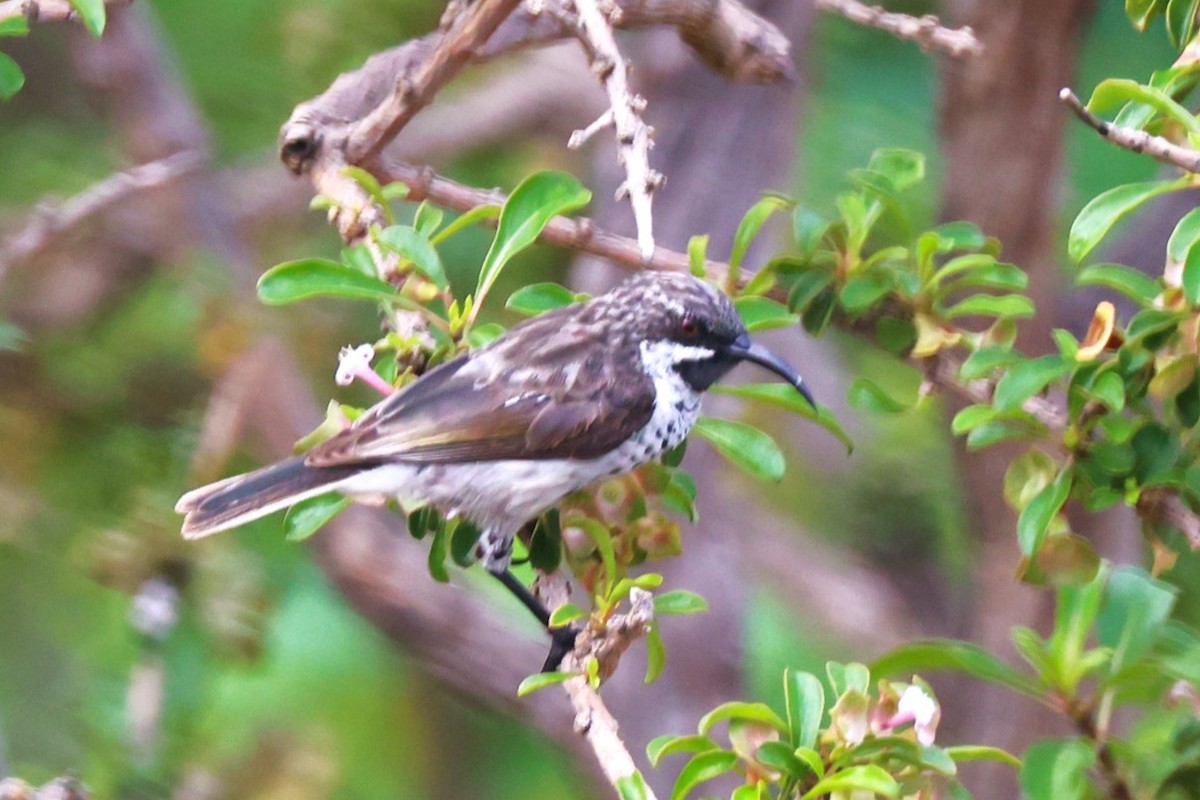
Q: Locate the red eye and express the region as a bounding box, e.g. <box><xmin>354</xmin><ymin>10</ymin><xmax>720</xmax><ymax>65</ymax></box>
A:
<box><xmin>679</xmin><ymin>317</ymin><xmax>700</xmax><ymax>337</ymax></box>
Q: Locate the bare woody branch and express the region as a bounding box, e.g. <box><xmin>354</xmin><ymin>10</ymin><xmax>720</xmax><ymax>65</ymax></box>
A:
<box><xmin>1059</xmin><ymin>88</ymin><xmax>1200</xmax><ymax>174</ymax></box>
<box><xmin>279</xmin><ymin>0</ymin><xmax>792</xmax><ymax>177</ymax></box>
<box><xmin>570</xmin><ymin>0</ymin><xmax>663</xmax><ymax>259</ymax></box>
<box><xmin>344</xmin><ymin>0</ymin><xmax>525</xmax><ymax>165</ymax></box>
<box><xmin>0</xmin><ymin>150</ymin><xmax>203</xmax><ymax>286</ymax></box>
<box><xmin>371</xmin><ymin>157</ymin><xmax>1200</xmax><ymax>548</ymax></box>
<box><xmin>814</xmin><ymin>0</ymin><xmax>982</xmax><ymax>57</ymax></box>
<box><xmin>0</xmin><ymin>0</ymin><xmax>130</xmax><ymax>25</ymax></box>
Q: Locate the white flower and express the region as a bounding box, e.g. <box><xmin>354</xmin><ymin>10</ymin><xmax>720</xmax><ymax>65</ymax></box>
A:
<box><xmin>336</xmin><ymin>344</ymin><xmax>376</xmax><ymax>386</ymax></box>
<box><xmin>896</xmin><ymin>685</ymin><xmax>940</xmax><ymax>746</ymax></box>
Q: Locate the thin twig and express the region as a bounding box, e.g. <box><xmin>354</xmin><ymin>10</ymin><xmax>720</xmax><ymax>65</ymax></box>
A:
<box><xmin>1069</xmin><ymin>703</ymin><xmax>1134</xmax><ymax>800</ymax></box>
<box><xmin>1060</xmin><ymin>88</ymin><xmax>1200</xmax><ymax>174</ymax></box>
<box><xmin>0</xmin><ymin>150</ymin><xmax>203</xmax><ymax>285</ymax></box>
<box><xmin>814</xmin><ymin>0</ymin><xmax>982</xmax><ymax>57</ymax></box>
<box><xmin>571</xmin><ymin>0</ymin><xmax>661</xmax><ymax>259</ymax></box>
<box><xmin>344</xmin><ymin>0</ymin><xmax>525</xmax><ymax>165</ymax></box>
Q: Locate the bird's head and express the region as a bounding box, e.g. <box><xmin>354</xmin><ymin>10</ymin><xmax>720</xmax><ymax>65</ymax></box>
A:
<box><xmin>611</xmin><ymin>272</ymin><xmax>815</xmax><ymax>406</ymax></box>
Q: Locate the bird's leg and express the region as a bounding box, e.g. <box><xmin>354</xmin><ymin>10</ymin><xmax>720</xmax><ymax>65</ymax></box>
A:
<box><xmin>490</xmin><ymin>568</ymin><xmax>579</xmax><ymax>672</ymax></box>
<box><xmin>477</xmin><ymin>526</ymin><xmax>580</xmax><ymax>672</ymax></box>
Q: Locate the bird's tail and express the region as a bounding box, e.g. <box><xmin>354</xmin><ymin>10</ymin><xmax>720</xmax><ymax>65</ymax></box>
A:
<box><xmin>176</xmin><ymin>457</ymin><xmax>361</xmax><ymax>540</ymax></box>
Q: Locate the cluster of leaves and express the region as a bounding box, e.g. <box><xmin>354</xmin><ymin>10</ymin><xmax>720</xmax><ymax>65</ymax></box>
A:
<box><xmin>872</xmin><ymin>563</ymin><xmax>1200</xmax><ymax>799</ymax></box>
<box><xmin>0</xmin><ymin>0</ymin><xmax>106</xmax><ymax>101</ymax></box>
<box><xmin>644</xmin><ymin>661</ymin><xmax>1010</xmax><ymax>800</ymax></box>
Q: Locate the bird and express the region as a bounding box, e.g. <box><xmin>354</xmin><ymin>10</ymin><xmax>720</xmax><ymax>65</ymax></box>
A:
<box><xmin>176</xmin><ymin>271</ymin><xmax>812</xmax><ymax>668</ymax></box>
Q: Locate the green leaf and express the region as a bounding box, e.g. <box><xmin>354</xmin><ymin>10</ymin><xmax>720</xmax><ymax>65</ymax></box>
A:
<box><xmin>734</xmin><ymin>295</ymin><xmax>798</xmax><ymax>331</ymax></box>
<box><xmin>549</xmin><ymin>603</ymin><xmax>588</xmax><ymax>628</ymax></box>
<box><xmin>966</xmin><ymin>420</ymin><xmax>1041</xmax><ymax>450</ymax></box>
<box><xmin>730</xmin><ymin>195</ymin><xmax>794</xmax><ymax>281</ymax></box>
<box><xmin>993</xmin><ymin>355</ymin><xmax>1071</xmax><ymax>412</ymax></box>
<box><xmin>942</xmin><ymin>293</ymin><xmax>1035</xmax><ymax>320</ymax></box>
<box><xmin>341</xmin><ymin>166</ymin><xmax>394</xmax><ymax>224</ymax></box>
<box><xmin>1004</xmin><ymin>449</ymin><xmax>1061</xmax><ymax>509</ymax></box>
<box><xmin>951</xmin><ymin>404</ymin><xmax>997</xmax><ymax>436</ymax></box>
<box><xmin>688</xmin><ymin>234</ymin><xmax>709</xmax><ymax>277</ymax></box>
<box><xmin>1166</xmin><ymin>0</ymin><xmax>1200</xmax><ymax>46</ymax></box>
<box><xmin>784</xmin><ymin>669</ymin><xmax>825</xmax><ymax>749</ymax></box>
<box><xmin>644</xmin><ymin>625</ymin><xmax>666</xmax><ymax>684</ymax></box>
<box><xmin>793</xmin><ymin>208</ymin><xmax>829</xmax><ymax>254</ymax></box>
<box><xmin>1184</xmin><ymin>243</ymin><xmax>1200</xmax><ymax>304</ymax></box>
<box><xmin>430</xmin><ymin>204</ymin><xmax>501</xmax><ymax>245</ymax></box>
<box><xmin>476</xmin><ymin>171</ymin><xmax>591</xmax><ymax>309</ymax></box>
<box><xmin>517</xmin><ymin>670</ymin><xmax>576</xmax><ymax>696</ymax></box>
<box><xmin>616</xmin><ymin>772</ymin><xmax>652</xmax><ymax>800</ymax></box>
<box><xmin>1075</xmin><ymin>262</ymin><xmax>1160</xmax><ymax>303</ymax></box>
<box><xmin>959</xmin><ymin>347</ymin><xmax>1025</xmax><ymax>381</ymax></box>
<box><xmin>412</xmin><ymin>202</ymin><xmax>444</xmax><ymax>237</ymax></box>
<box><xmin>867</xmin><ymin>148</ymin><xmax>925</xmax><ymax>191</ymax></box>
<box><xmin>1097</xmin><ymin>566</ymin><xmax>1177</xmax><ymax>670</ymax></box>
<box><xmin>693</xmin><ymin>417</ymin><xmax>785</xmax><ymax>481</ymax></box>
<box><xmin>839</xmin><ymin>271</ymin><xmax>893</xmax><ymax>313</ymax></box>
<box><xmin>1017</xmin><ymin>468</ymin><xmax>1072</xmax><ymax>556</ymax></box>
<box><xmin>283</xmin><ymin>494</ymin><xmax>350</xmax><ymax>542</ymax></box>
<box><xmin>506</xmin><ymin>282</ymin><xmax>578</xmax><ymax>316</ymax></box>
<box><xmin>670</xmin><ymin>750</ymin><xmax>739</xmax><ymax>800</ymax></box>
<box><xmin>930</xmin><ymin>220</ymin><xmax>987</xmax><ymax>252</ymax></box>
<box><xmin>1131</xmin><ymin>422</ymin><xmax>1181</xmax><ymax>482</ymax></box>
<box><xmin>755</xmin><ymin>741</ymin><xmax>809</xmax><ymax>779</ymax></box>
<box><xmin>258</xmin><ymin>259</ymin><xmax>414</xmax><ymax>308</ymax></box>
<box><xmin>0</xmin><ymin>17</ymin><xmax>30</xmax><ymax>36</ymax></box>
<box><xmin>711</xmin><ymin>383</ymin><xmax>853</xmax><ymax>454</ymax></box>
<box><xmin>801</xmin><ymin>765</ymin><xmax>900</xmax><ymax>800</ymax></box>
<box><xmin>697</xmin><ymin>702</ymin><xmax>788</xmax><ymax>736</ymax></box>
<box><xmin>0</xmin><ymin>52</ymin><xmax>24</xmax><ymax>100</ymax></box>
<box><xmin>427</xmin><ymin>522</ymin><xmax>449</xmax><ymax>582</ymax></box>
<box><xmin>847</xmin><ymin>377</ymin><xmax>914</xmax><ymax>413</ymax></box>
<box><xmin>68</xmin><ymin>0</ymin><xmax>106</xmax><ymax>36</ymax></box>
<box><xmin>1069</xmin><ymin>179</ymin><xmax>1187</xmax><ymax>262</ymax></box>
<box><xmin>564</xmin><ymin>515</ymin><xmax>616</xmax><ymax>595</ymax></box>
<box><xmin>647</xmin><ymin>734</ymin><xmax>719</xmax><ymax>767</ymax></box>
<box><xmin>1090</xmin><ymin>78</ymin><xmax>1200</xmax><ymax>136</ymax></box>
<box><xmin>1019</xmin><ymin>739</ymin><xmax>1095</xmax><ymax>800</ymax></box>
<box><xmin>465</xmin><ymin>322</ymin><xmax>505</xmax><ymax>348</ymax></box>
<box><xmin>871</xmin><ymin>640</ymin><xmax>1043</xmax><ymax>698</ymax></box>
<box><xmin>376</xmin><ymin>225</ymin><xmax>447</xmax><ymax>289</ymax></box>
<box><xmin>654</xmin><ymin>590</ymin><xmax>709</xmax><ymax>616</ymax></box>
<box><xmin>786</xmin><ymin>269</ymin><xmax>834</xmax><ymax>312</ymax></box>
<box><xmin>945</xmin><ymin>745</ymin><xmax>1021</xmax><ymax>769</ymax></box>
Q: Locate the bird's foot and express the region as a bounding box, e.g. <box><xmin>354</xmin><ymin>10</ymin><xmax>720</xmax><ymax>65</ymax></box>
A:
<box><xmin>542</xmin><ymin>623</ymin><xmax>582</xmax><ymax>673</ymax></box>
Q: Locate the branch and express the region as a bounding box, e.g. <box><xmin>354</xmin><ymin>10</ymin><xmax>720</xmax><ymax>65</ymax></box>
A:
<box><xmin>541</xmin><ymin>576</ymin><xmax>659</xmax><ymax>797</ymax></box>
<box><xmin>571</xmin><ymin>0</ymin><xmax>662</xmax><ymax>259</ymax></box>
<box><xmin>814</xmin><ymin>0</ymin><xmax>982</xmax><ymax>57</ymax></box>
<box><xmin>0</xmin><ymin>0</ymin><xmax>130</xmax><ymax>25</ymax></box>
<box><xmin>1060</xmin><ymin>88</ymin><xmax>1200</xmax><ymax>174</ymax></box>
<box><xmin>279</xmin><ymin>0</ymin><xmax>792</xmax><ymax>177</ymax></box>
<box><xmin>0</xmin><ymin>150</ymin><xmax>203</xmax><ymax>286</ymax></box>
<box><xmin>344</xmin><ymin>0</ymin><xmax>525</xmax><ymax>165</ymax></box>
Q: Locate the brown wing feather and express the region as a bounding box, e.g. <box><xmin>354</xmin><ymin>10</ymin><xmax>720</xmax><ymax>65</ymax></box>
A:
<box><xmin>306</xmin><ymin>306</ymin><xmax>655</xmax><ymax>466</ymax></box>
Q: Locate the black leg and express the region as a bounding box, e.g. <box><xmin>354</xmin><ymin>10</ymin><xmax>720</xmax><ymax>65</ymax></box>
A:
<box><xmin>490</xmin><ymin>568</ymin><xmax>580</xmax><ymax>672</ymax></box>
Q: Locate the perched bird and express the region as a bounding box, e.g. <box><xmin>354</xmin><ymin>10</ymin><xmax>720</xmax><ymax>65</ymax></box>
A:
<box><xmin>177</xmin><ymin>271</ymin><xmax>812</xmax><ymax>667</ymax></box>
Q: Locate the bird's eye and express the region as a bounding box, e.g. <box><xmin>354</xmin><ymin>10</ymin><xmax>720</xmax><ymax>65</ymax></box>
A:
<box><xmin>679</xmin><ymin>316</ymin><xmax>700</xmax><ymax>338</ymax></box>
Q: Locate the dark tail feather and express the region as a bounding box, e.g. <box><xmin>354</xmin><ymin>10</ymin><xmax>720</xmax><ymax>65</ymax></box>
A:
<box><xmin>176</xmin><ymin>456</ymin><xmax>360</xmax><ymax>539</ymax></box>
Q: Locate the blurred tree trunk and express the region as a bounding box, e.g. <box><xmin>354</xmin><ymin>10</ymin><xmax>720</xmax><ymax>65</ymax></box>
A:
<box><xmin>938</xmin><ymin>1</ymin><xmax>1097</xmax><ymax>796</ymax></box>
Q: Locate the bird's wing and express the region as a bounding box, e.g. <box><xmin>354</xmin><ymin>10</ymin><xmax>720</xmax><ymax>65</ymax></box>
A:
<box><xmin>306</xmin><ymin>313</ymin><xmax>655</xmax><ymax>466</ymax></box>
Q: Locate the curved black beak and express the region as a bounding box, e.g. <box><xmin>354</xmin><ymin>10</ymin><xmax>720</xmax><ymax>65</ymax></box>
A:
<box><xmin>726</xmin><ymin>333</ymin><xmax>815</xmax><ymax>408</ymax></box>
